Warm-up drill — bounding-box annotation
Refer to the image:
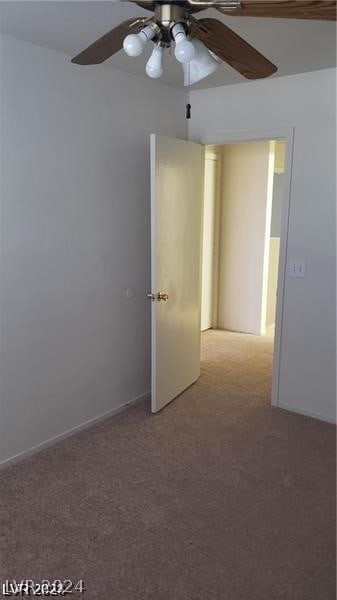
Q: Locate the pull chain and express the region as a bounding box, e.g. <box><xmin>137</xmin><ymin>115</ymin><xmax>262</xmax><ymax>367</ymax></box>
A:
<box><xmin>185</xmin><ymin>62</ymin><xmax>191</xmax><ymax>120</ymax></box>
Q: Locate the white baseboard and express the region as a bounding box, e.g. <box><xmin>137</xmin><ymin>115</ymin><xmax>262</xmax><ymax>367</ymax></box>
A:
<box><xmin>0</xmin><ymin>391</ymin><xmax>151</xmax><ymax>471</ymax></box>
<box><xmin>277</xmin><ymin>401</ymin><xmax>336</xmax><ymax>425</ymax></box>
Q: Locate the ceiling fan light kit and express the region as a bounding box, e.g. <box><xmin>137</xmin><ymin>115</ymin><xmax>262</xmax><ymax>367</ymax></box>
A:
<box><xmin>71</xmin><ymin>1</ymin><xmax>336</xmax><ymax>85</ymax></box>
<box><xmin>122</xmin><ymin>5</ymin><xmax>220</xmax><ymax>82</ymax></box>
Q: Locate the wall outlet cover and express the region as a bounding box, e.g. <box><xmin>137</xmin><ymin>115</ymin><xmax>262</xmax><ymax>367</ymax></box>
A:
<box><xmin>289</xmin><ymin>260</ymin><xmax>306</xmax><ymax>278</ymax></box>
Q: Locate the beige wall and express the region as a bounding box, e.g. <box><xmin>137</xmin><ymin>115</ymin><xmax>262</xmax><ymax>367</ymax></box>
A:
<box><xmin>201</xmin><ymin>152</ymin><xmax>220</xmax><ymax>331</ymax></box>
<box><xmin>217</xmin><ymin>141</ymin><xmax>275</xmax><ymax>335</ymax></box>
<box><xmin>266</xmin><ymin>237</ymin><xmax>281</xmax><ymax>327</ymax></box>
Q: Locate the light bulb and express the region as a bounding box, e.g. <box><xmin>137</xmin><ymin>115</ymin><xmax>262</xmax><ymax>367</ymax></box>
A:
<box><xmin>146</xmin><ymin>45</ymin><xmax>164</xmax><ymax>79</ymax></box>
<box><xmin>123</xmin><ymin>25</ymin><xmax>157</xmax><ymax>57</ymax></box>
<box><xmin>123</xmin><ymin>33</ymin><xmax>146</xmax><ymax>57</ymax></box>
<box><xmin>171</xmin><ymin>23</ymin><xmax>195</xmax><ymax>64</ymax></box>
<box><xmin>175</xmin><ymin>40</ymin><xmax>195</xmax><ymax>64</ymax></box>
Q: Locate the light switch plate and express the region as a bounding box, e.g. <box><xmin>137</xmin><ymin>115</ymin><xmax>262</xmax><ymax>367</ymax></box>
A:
<box><xmin>289</xmin><ymin>260</ymin><xmax>306</xmax><ymax>278</ymax></box>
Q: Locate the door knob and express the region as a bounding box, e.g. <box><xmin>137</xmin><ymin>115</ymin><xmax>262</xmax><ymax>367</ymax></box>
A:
<box><xmin>157</xmin><ymin>292</ymin><xmax>169</xmax><ymax>301</ymax></box>
<box><xmin>147</xmin><ymin>292</ymin><xmax>156</xmax><ymax>301</ymax></box>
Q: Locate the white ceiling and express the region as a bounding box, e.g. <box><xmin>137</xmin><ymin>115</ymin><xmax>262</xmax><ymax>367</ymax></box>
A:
<box><xmin>0</xmin><ymin>1</ymin><xmax>336</xmax><ymax>89</ymax></box>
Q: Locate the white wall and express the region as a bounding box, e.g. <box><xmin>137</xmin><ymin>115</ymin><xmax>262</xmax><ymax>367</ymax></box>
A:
<box><xmin>189</xmin><ymin>68</ymin><xmax>336</xmax><ymax>423</ymax></box>
<box><xmin>0</xmin><ymin>34</ymin><xmax>187</xmax><ymax>464</ymax></box>
<box><xmin>217</xmin><ymin>141</ymin><xmax>274</xmax><ymax>335</ymax></box>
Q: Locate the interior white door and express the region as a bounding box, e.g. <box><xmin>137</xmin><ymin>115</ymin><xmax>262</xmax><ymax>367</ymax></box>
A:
<box><xmin>150</xmin><ymin>134</ymin><xmax>204</xmax><ymax>413</ymax></box>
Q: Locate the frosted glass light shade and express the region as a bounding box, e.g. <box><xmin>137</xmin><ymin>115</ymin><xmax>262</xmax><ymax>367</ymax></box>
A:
<box><xmin>183</xmin><ymin>39</ymin><xmax>219</xmax><ymax>86</ymax></box>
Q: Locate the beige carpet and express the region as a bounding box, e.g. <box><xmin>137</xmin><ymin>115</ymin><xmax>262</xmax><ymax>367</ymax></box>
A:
<box><xmin>0</xmin><ymin>329</ymin><xmax>335</xmax><ymax>599</ymax></box>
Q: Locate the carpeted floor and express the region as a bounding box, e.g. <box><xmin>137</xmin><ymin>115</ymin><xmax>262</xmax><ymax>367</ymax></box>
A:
<box><xmin>0</xmin><ymin>329</ymin><xmax>335</xmax><ymax>599</ymax></box>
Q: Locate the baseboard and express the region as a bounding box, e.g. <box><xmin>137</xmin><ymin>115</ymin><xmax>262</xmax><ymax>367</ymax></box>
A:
<box><xmin>277</xmin><ymin>402</ymin><xmax>336</xmax><ymax>425</ymax></box>
<box><xmin>0</xmin><ymin>391</ymin><xmax>151</xmax><ymax>471</ymax></box>
<box><xmin>216</xmin><ymin>326</ymin><xmax>263</xmax><ymax>336</ymax></box>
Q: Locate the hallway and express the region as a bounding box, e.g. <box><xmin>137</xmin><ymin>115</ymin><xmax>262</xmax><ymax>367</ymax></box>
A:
<box><xmin>200</xmin><ymin>327</ymin><xmax>275</xmax><ymax>409</ymax></box>
<box><xmin>0</xmin><ymin>330</ymin><xmax>335</xmax><ymax>600</ymax></box>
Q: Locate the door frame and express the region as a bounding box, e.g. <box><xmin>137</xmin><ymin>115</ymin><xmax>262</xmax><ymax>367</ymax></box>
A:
<box><xmin>201</xmin><ymin>151</ymin><xmax>221</xmax><ymax>331</ymax></box>
<box><xmin>194</xmin><ymin>127</ymin><xmax>294</xmax><ymax>408</ymax></box>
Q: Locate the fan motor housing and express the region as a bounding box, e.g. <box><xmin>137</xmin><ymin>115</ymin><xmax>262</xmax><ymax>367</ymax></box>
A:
<box><xmin>135</xmin><ymin>1</ymin><xmax>205</xmax><ymax>14</ymax></box>
<box><xmin>154</xmin><ymin>4</ymin><xmax>189</xmax><ymax>43</ymax></box>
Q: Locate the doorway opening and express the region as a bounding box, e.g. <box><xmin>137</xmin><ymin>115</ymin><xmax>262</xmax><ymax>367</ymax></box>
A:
<box><xmin>201</xmin><ymin>139</ymin><xmax>288</xmax><ymax>403</ymax></box>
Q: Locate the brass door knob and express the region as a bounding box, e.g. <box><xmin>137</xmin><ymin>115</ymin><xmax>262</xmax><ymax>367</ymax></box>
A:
<box><xmin>157</xmin><ymin>292</ymin><xmax>169</xmax><ymax>301</ymax></box>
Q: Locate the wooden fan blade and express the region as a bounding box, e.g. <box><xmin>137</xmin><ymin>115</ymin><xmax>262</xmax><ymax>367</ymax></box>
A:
<box><xmin>216</xmin><ymin>1</ymin><xmax>337</xmax><ymax>21</ymax></box>
<box><xmin>71</xmin><ymin>18</ymin><xmax>147</xmax><ymax>65</ymax></box>
<box><xmin>190</xmin><ymin>18</ymin><xmax>277</xmax><ymax>78</ymax></box>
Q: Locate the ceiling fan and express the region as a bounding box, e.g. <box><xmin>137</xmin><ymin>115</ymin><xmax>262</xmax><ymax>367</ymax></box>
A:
<box><xmin>71</xmin><ymin>1</ymin><xmax>337</xmax><ymax>85</ymax></box>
